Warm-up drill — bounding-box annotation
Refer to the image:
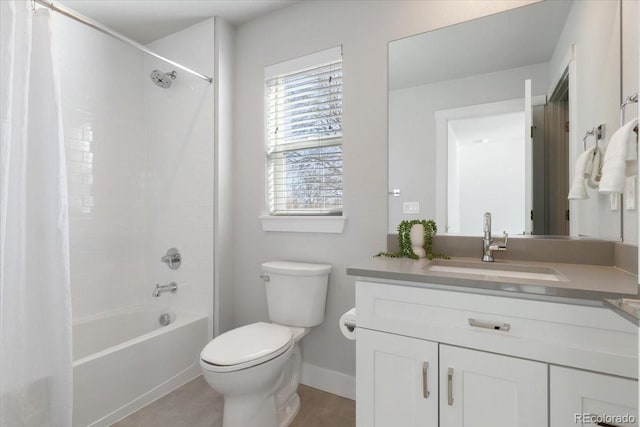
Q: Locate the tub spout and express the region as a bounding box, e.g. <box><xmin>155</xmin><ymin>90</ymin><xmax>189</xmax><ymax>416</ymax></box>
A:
<box><xmin>153</xmin><ymin>282</ymin><xmax>178</xmax><ymax>297</ymax></box>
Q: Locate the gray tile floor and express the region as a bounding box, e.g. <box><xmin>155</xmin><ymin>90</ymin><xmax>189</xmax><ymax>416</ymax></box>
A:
<box><xmin>112</xmin><ymin>376</ymin><xmax>355</xmax><ymax>427</ymax></box>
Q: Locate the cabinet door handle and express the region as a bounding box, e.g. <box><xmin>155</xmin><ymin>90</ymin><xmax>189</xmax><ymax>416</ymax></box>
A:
<box><xmin>447</xmin><ymin>367</ymin><xmax>454</xmax><ymax>406</ymax></box>
<box><xmin>422</xmin><ymin>362</ymin><xmax>430</xmax><ymax>398</ymax></box>
<box><xmin>468</xmin><ymin>318</ymin><xmax>511</xmax><ymax>332</ymax></box>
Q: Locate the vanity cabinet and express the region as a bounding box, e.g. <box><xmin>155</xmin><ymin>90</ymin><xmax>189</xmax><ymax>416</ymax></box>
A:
<box><xmin>355</xmin><ymin>280</ymin><xmax>638</xmax><ymax>427</ymax></box>
<box><xmin>439</xmin><ymin>345</ymin><xmax>547</xmax><ymax>427</ymax></box>
<box><xmin>550</xmin><ymin>366</ymin><xmax>638</xmax><ymax>427</ymax></box>
<box><xmin>356</xmin><ymin>328</ymin><xmax>438</xmax><ymax>426</ymax></box>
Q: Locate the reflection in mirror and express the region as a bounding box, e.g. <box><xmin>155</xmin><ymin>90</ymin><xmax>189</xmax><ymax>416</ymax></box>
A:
<box><xmin>388</xmin><ymin>0</ymin><xmax>625</xmax><ymax>240</ymax></box>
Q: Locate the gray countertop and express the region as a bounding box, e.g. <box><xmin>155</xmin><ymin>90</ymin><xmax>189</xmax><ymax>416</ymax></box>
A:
<box><xmin>347</xmin><ymin>257</ymin><xmax>640</xmax><ymax>322</ymax></box>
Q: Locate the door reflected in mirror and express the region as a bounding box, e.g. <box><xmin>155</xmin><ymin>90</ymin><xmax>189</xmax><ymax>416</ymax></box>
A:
<box><xmin>447</xmin><ymin>111</ymin><xmax>526</xmax><ymax>235</ymax></box>
<box><xmin>388</xmin><ymin>0</ymin><xmax>624</xmax><ymax>240</ymax></box>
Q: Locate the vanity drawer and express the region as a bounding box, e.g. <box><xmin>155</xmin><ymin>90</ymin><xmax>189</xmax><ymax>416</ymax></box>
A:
<box><xmin>356</xmin><ymin>280</ymin><xmax>638</xmax><ymax>379</ymax></box>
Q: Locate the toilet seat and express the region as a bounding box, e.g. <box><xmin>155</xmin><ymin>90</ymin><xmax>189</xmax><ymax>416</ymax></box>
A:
<box><xmin>201</xmin><ymin>322</ymin><xmax>293</xmax><ymax>373</ymax></box>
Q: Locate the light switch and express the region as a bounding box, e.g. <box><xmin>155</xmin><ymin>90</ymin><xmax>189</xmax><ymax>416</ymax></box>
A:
<box><xmin>625</xmin><ymin>176</ymin><xmax>636</xmax><ymax>210</ymax></box>
<box><xmin>403</xmin><ymin>201</ymin><xmax>420</xmax><ymax>214</ymax></box>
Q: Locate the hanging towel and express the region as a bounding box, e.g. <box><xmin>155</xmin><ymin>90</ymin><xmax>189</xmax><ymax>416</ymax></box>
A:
<box><xmin>568</xmin><ymin>147</ymin><xmax>594</xmax><ymax>199</ymax></box>
<box><xmin>585</xmin><ymin>146</ymin><xmax>603</xmax><ymax>189</ymax></box>
<box><xmin>599</xmin><ymin>118</ymin><xmax>639</xmax><ymax>194</ymax></box>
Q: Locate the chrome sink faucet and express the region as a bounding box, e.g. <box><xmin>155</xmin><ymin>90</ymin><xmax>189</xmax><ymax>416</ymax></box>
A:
<box><xmin>482</xmin><ymin>212</ymin><xmax>508</xmax><ymax>262</ymax></box>
<box><xmin>153</xmin><ymin>282</ymin><xmax>178</xmax><ymax>297</ymax></box>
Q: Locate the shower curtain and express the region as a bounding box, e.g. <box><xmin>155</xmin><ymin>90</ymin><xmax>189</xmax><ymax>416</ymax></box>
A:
<box><xmin>0</xmin><ymin>1</ymin><xmax>73</xmax><ymax>426</ymax></box>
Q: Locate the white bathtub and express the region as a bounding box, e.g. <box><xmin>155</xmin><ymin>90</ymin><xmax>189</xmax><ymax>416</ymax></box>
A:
<box><xmin>72</xmin><ymin>306</ymin><xmax>208</xmax><ymax>427</ymax></box>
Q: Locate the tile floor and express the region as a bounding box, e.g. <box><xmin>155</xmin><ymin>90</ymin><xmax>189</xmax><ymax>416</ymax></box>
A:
<box><xmin>112</xmin><ymin>376</ymin><xmax>355</xmax><ymax>427</ymax></box>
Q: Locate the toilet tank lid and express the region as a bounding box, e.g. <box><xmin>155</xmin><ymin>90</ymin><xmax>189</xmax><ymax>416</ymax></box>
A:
<box><xmin>262</xmin><ymin>261</ymin><xmax>331</xmax><ymax>276</ymax></box>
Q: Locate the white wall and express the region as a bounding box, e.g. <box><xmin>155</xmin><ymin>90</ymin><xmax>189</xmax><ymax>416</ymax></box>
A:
<box><xmin>233</xmin><ymin>0</ymin><xmax>540</xmax><ymax>395</ymax></box>
<box><xmin>56</xmin><ymin>13</ymin><xmax>148</xmax><ymax>319</ymax></box>
<box><xmin>549</xmin><ymin>0</ymin><xmax>621</xmax><ymax>239</ymax></box>
<box><xmin>452</xmin><ymin>116</ymin><xmax>526</xmax><ymax>235</ymax></box>
<box><xmin>144</xmin><ymin>19</ymin><xmax>215</xmax><ymax>335</ymax></box>
<box><xmin>388</xmin><ymin>62</ymin><xmax>548</xmax><ymax>233</ymax></box>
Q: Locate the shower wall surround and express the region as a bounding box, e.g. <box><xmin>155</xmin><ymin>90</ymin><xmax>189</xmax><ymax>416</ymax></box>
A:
<box><xmin>55</xmin><ymin>14</ymin><xmax>215</xmax><ymax>330</ymax></box>
<box><xmin>144</xmin><ymin>19</ymin><xmax>216</xmax><ymax>335</ymax></box>
<box><xmin>56</xmin><ymin>16</ymin><xmax>147</xmax><ymax>318</ymax></box>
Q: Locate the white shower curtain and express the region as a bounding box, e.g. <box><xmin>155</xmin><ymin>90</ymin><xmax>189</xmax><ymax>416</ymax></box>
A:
<box><xmin>0</xmin><ymin>1</ymin><xmax>73</xmax><ymax>426</ymax></box>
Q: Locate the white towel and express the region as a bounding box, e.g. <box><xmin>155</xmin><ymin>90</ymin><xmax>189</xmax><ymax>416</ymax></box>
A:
<box><xmin>585</xmin><ymin>147</ymin><xmax>602</xmax><ymax>189</ymax></box>
<box><xmin>568</xmin><ymin>148</ymin><xmax>594</xmax><ymax>199</ymax></box>
<box><xmin>599</xmin><ymin>118</ymin><xmax>639</xmax><ymax>194</ymax></box>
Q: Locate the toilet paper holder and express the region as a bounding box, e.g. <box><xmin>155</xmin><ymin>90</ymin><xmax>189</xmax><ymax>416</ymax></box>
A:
<box><xmin>344</xmin><ymin>318</ymin><xmax>356</xmax><ymax>333</ymax></box>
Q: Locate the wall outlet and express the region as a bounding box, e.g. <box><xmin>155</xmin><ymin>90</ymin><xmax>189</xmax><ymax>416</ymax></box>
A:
<box><xmin>403</xmin><ymin>201</ymin><xmax>420</xmax><ymax>214</ymax></box>
<box><xmin>625</xmin><ymin>176</ymin><xmax>636</xmax><ymax>211</ymax></box>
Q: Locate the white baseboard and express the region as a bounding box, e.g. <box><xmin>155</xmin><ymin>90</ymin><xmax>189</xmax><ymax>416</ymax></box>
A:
<box><xmin>301</xmin><ymin>362</ymin><xmax>355</xmax><ymax>400</ymax></box>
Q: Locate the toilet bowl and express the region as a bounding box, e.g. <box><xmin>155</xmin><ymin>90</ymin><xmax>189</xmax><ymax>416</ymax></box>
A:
<box><xmin>200</xmin><ymin>323</ymin><xmax>309</xmax><ymax>427</ymax></box>
<box><xmin>200</xmin><ymin>261</ymin><xmax>331</xmax><ymax>427</ymax></box>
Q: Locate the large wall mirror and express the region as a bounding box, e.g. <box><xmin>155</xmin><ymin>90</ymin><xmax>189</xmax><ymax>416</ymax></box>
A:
<box><xmin>388</xmin><ymin>0</ymin><xmax>635</xmax><ymax>241</ymax></box>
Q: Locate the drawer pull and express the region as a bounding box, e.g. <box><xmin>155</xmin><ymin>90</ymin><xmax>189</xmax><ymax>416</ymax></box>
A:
<box><xmin>468</xmin><ymin>318</ymin><xmax>511</xmax><ymax>332</ymax></box>
<box><xmin>422</xmin><ymin>362</ymin><xmax>430</xmax><ymax>398</ymax></box>
<box><xmin>447</xmin><ymin>367</ymin><xmax>454</xmax><ymax>406</ymax></box>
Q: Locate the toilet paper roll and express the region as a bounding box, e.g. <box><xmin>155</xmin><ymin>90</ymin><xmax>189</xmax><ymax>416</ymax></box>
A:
<box><xmin>339</xmin><ymin>308</ymin><xmax>356</xmax><ymax>340</ymax></box>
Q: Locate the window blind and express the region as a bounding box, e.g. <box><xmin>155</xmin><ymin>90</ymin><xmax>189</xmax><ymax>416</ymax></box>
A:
<box><xmin>265</xmin><ymin>46</ymin><xmax>343</xmax><ymax>215</ymax></box>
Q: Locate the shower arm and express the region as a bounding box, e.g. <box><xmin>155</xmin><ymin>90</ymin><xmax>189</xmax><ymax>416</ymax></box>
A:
<box><xmin>34</xmin><ymin>0</ymin><xmax>213</xmax><ymax>84</ymax></box>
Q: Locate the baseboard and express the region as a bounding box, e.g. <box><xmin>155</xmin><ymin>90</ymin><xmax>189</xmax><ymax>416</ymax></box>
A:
<box><xmin>301</xmin><ymin>362</ymin><xmax>355</xmax><ymax>400</ymax></box>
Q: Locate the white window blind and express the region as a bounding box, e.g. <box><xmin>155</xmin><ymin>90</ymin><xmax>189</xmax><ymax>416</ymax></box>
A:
<box><xmin>265</xmin><ymin>46</ymin><xmax>343</xmax><ymax>216</ymax></box>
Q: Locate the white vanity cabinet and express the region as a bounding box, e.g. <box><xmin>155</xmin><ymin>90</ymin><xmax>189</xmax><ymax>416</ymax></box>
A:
<box><xmin>355</xmin><ymin>279</ymin><xmax>639</xmax><ymax>427</ymax></box>
<box><xmin>550</xmin><ymin>366</ymin><xmax>639</xmax><ymax>427</ymax></box>
<box><xmin>356</xmin><ymin>328</ymin><xmax>438</xmax><ymax>426</ymax></box>
<box><xmin>439</xmin><ymin>345</ymin><xmax>547</xmax><ymax>427</ymax></box>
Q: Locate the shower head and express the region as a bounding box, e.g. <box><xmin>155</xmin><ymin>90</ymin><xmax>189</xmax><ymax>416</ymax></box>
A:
<box><xmin>150</xmin><ymin>70</ymin><xmax>177</xmax><ymax>89</ymax></box>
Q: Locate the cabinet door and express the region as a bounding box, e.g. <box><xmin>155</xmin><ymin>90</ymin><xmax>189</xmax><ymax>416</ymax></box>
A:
<box><xmin>550</xmin><ymin>366</ymin><xmax>638</xmax><ymax>427</ymax></box>
<box><xmin>356</xmin><ymin>328</ymin><xmax>438</xmax><ymax>427</ymax></box>
<box><xmin>440</xmin><ymin>344</ymin><xmax>547</xmax><ymax>427</ymax></box>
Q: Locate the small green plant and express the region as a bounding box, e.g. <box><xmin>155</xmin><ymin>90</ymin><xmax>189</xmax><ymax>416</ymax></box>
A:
<box><xmin>375</xmin><ymin>219</ymin><xmax>449</xmax><ymax>260</ymax></box>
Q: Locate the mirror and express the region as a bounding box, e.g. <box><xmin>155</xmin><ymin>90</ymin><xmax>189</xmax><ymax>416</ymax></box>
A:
<box><xmin>388</xmin><ymin>0</ymin><xmax>626</xmax><ymax>240</ymax></box>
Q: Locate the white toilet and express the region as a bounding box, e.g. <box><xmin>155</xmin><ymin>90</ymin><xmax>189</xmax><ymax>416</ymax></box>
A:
<box><xmin>200</xmin><ymin>261</ymin><xmax>331</xmax><ymax>427</ymax></box>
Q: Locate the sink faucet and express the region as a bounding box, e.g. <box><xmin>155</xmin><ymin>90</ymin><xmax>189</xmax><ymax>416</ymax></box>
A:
<box><xmin>482</xmin><ymin>212</ymin><xmax>508</xmax><ymax>262</ymax></box>
<box><xmin>153</xmin><ymin>282</ymin><xmax>178</xmax><ymax>297</ymax></box>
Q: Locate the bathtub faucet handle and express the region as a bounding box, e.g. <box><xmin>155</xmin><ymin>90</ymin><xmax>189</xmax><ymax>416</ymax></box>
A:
<box><xmin>161</xmin><ymin>248</ymin><xmax>181</xmax><ymax>270</ymax></box>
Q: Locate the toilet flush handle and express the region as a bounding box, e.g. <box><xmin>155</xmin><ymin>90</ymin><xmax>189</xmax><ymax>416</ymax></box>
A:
<box><xmin>260</xmin><ymin>274</ymin><xmax>270</xmax><ymax>282</ymax></box>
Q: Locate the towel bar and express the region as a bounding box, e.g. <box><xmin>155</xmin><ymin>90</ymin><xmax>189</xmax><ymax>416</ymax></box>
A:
<box><xmin>582</xmin><ymin>124</ymin><xmax>604</xmax><ymax>151</ymax></box>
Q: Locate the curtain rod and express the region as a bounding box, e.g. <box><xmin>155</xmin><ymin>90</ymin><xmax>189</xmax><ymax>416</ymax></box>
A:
<box><xmin>34</xmin><ymin>0</ymin><xmax>213</xmax><ymax>83</ymax></box>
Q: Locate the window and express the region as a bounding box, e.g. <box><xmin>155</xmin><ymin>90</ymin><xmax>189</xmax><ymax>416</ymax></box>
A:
<box><xmin>265</xmin><ymin>46</ymin><xmax>343</xmax><ymax>217</ymax></box>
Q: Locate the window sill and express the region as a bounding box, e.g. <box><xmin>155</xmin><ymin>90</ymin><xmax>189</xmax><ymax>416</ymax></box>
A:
<box><xmin>259</xmin><ymin>215</ymin><xmax>347</xmax><ymax>233</ymax></box>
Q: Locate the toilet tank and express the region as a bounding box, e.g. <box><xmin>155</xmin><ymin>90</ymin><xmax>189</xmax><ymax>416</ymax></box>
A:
<box><xmin>262</xmin><ymin>261</ymin><xmax>331</xmax><ymax>327</ymax></box>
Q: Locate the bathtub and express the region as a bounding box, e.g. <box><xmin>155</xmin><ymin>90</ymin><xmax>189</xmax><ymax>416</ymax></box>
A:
<box><xmin>72</xmin><ymin>306</ymin><xmax>208</xmax><ymax>427</ymax></box>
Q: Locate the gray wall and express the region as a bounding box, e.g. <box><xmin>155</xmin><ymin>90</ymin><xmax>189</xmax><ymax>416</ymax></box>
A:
<box><xmin>388</xmin><ymin>62</ymin><xmax>549</xmax><ymax>233</ymax></box>
<box><xmin>231</xmin><ymin>0</ymin><xmax>540</xmax><ymax>382</ymax></box>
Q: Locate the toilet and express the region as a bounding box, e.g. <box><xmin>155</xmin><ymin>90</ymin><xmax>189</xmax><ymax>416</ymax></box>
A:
<box><xmin>200</xmin><ymin>261</ymin><xmax>331</xmax><ymax>427</ymax></box>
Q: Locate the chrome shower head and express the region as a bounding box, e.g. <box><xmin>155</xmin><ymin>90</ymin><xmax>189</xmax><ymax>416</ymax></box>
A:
<box><xmin>150</xmin><ymin>70</ymin><xmax>177</xmax><ymax>89</ymax></box>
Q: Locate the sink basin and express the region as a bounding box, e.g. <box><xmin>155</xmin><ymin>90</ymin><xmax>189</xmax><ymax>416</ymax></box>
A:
<box><xmin>424</xmin><ymin>260</ymin><xmax>567</xmax><ymax>282</ymax></box>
